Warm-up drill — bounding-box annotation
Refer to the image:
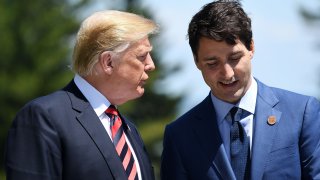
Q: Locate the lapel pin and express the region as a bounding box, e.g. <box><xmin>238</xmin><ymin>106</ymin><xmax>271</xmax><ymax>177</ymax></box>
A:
<box><xmin>267</xmin><ymin>116</ymin><xmax>276</xmax><ymax>125</ymax></box>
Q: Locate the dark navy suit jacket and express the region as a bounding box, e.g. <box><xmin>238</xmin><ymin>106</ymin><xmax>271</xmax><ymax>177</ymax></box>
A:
<box><xmin>5</xmin><ymin>80</ymin><xmax>155</xmax><ymax>180</ymax></box>
<box><xmin>161</xmin><ymin>80</ymin><xmax>320</xmax><ymax>180</ymax></box>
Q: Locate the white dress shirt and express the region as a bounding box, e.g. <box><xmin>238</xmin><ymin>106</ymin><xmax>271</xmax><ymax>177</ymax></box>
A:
<box><xmin>211</xmin><ymin>76</ymin><xmax>257</xmax><ymax>161</ymax></box>
<box><xmin>74</xmin><ymin>74</ymin><xmax>142</xmax><ymax>180</ymax></box>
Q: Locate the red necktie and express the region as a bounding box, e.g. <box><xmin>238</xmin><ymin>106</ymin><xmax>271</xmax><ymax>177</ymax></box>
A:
<box><xmin>106</xmin><ymin>105</ymin><xmax>138</xmax><ymax>180</ymax></box>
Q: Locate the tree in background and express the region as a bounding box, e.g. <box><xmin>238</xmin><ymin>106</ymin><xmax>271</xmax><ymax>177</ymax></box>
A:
<box><xmin>0</xmin><ymin>0</ymin><xmax>90</xmax><ymax>175</ymax></box>
<box><xmin>299</xmin><ymin>1</ymin><xmax>320</xmax><ymax>49</ymax></box>
<box><xmin>0</xmin><ymin>0</ymin><xmax>181</xmax><ymax>178</ymax></box>
<box><xmin>299</xmin><ymin>1</ymin><xmax>320</xmax><ymax>98</ymax></box>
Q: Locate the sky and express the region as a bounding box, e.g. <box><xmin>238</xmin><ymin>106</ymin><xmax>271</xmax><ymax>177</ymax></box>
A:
<box><xmin>140</xmin><ymin>0</ymin><xmax>320</xmax><ymax>114</ymax></box>
<box><xmin>89</xmin><ymin>0</ymin><xmax>320</xmax><ymax>114</ymax></box>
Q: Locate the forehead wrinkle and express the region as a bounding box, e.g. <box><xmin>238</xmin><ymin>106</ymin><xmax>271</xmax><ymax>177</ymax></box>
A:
<box><xmin>136</xmin><ymin>44</ymin><xmax>153</xmax><ymax>55</ymax></box>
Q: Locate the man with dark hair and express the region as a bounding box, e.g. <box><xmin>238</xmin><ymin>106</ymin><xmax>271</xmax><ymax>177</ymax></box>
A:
<box><xmin>161</xmin><ymin>1</ymin><xmax>320</xmax><ymax>179</ymax></box>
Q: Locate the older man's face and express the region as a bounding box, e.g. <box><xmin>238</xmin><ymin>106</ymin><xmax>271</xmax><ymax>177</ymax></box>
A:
<box><xmin>108</xmin><ymin>37</ymin><xmax>155</xmax><ymax>104</ymax></box>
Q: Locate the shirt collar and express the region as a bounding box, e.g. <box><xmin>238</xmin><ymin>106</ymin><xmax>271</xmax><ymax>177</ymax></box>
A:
<box><xmin>238</xmin><ymin>76</ymin><xmax>257</xmax><ymax>115</ymax></box>
<box><xmin>211</xmin><ymin>76</ymin><xmax>257</xmax><ymax>124</ymax></box>
<box><xmin>211</xmin><ymin>94</ymin><xmax>234</xmax><ymax>125</ymax></box>
<box><xmin>74</xmin><ymin>74</ymin><xmax>111</xmax><ymax>117</ymax></box>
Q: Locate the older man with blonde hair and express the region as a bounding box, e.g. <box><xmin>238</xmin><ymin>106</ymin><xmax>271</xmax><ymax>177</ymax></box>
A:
<box><xmin>5</xmin><ymin>10</ymin><xmax>158</xmax><ymax>180</ymax></box>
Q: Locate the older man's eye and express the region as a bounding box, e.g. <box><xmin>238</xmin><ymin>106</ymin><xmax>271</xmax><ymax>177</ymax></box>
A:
<box><xmin>138</xmin><ymin>54</ymin><xmax>148</xmax><ymax>61</ymax></box>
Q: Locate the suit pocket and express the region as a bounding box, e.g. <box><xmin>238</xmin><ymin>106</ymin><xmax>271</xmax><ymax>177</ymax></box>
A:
<box><xmin>268</xmin><ymin>143</ymin><xmax>299</xmax><ymax>164</ymax></box>
<box><xmin>264</xmin><ymin>143</ymin><xmax>300</xmax><ymax>179</ymax></box>
<box><xmin>269</xmin><ymin>143</ymin><xmax>297</xmax><ymax>156</ymax></box>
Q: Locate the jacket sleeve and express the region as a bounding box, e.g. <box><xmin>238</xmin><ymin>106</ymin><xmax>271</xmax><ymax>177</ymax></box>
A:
<box><xmin>300</xmin><ymin>97</ymin><xmax>320</xmax><ymax>179</ymax></box>
<box><xmin>5</xmin><ymin>102</ymin><xmax>62</xmax><ymax>180</ymax></box>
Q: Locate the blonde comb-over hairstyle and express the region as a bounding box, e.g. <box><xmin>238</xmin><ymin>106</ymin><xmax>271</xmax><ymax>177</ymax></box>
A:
<box><xmin>72</xmin><ymin>10</ymin><xmax>159</xmax><ymax>76</ymax></box>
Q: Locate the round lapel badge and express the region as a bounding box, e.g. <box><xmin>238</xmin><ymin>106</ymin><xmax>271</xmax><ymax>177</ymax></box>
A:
<box><xmin>267</xmin><ymin>116</ymin><xmax>276</xmax><ymax>125</ymax></box>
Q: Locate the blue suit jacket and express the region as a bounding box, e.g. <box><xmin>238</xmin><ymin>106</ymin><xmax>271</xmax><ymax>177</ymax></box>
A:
<box><xmin>5</xmin><ymin>80</ymin><xmax>155</xmax><ymax>180</ymax></box>
<box><xmin>161</xmin><ymin>80</ymin><xmax>320</xmax><ymax>180</ymax></box>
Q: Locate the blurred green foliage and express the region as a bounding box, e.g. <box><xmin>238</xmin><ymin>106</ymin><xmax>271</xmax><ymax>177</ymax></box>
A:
<box><xmin>300</xmin><ymin>1</ymin><xmax>320</xmax><ymax>23</ymax></box>
<box><xmin>0</xmin><ymin>0</ymin><xmax>89</xmax><ymax>176</ymax></box>
<box><xmin>299</xmin><ymin>0</ymin><xmax>320</xmax><ymax>98</ymax></box>
<box><xmin>299</xmin><ymin>1</ymin><xmax>320</xmax><ymax>43</ymax></box>
<box><xmin>0</xmin><ymin>171</ymin><xmax>4</xmax><ymax>180</ymax></box>
<box><xmin>0</xmin><ymin>0</ymin><xmax>181</xmax><ymax>179</ymax></box>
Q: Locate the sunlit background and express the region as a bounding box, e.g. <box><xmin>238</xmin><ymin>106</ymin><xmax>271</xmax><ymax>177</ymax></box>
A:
<box><xmin>1</xmin><ymin>0</ymin><xmax>319</xmax><ymax>179</ymax></box>
<box><xmin>88</xmin><ymin>0</ymin><xmax>320</xmax><ymax>114</ymax></box>
<box><xmin>141</xmin><ymin>0</ymin><xmax>320</xmax><ymax>114</ymax></box>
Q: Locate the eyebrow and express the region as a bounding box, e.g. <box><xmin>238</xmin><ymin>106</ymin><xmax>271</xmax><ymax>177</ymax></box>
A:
<box><xmin>203</xmin><ymin>51</ymin><xmax>244</xmax><ymax>61</ymax></box>
<box><xmin>230</xmin><ymin>51</ymin><xmax>244</xmax><ymax>56</ymax></box>
<box><xmin>205</xmin><ymin>58</ymin><xmax>218</xmax><ymax>62</ymax></box>
<box><xmin>138</xmin><ymin>46</ymin><xmax>153</xmax><ymax>52</ymax></box>
<box><xmin>147</xmin><ymin>46</ymin><xmax>153</xmax><ymax>52</ymax></box>
<box><xmin>137</xmin><ymin>45</ymin><xmax>153</xmax><ymax>54</ymax></box>
<box><xmin>203</xmin><ymin>55</ymin><xmax>219</xmax><ymax>61</ymax></box>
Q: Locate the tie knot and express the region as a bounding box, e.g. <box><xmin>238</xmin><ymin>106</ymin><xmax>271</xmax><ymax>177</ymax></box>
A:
<box><xmin>105</xmin><ymin>105</ymin><xmax>119</xmax><ymax>116</ymax></box>
<box><xmin>230</xmin><ymin>106</ymin><xmax>239</xmax><ymax>122</ymax></box>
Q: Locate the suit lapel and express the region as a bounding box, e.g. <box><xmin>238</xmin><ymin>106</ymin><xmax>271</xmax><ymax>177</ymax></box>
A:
<box><xmin>212</xmin><ymin>144</ymin><xmax>236</xmax><ymax>179</ymax></box>
<box><xmin>250</xmin><ymin>81</ymin><xmax>282</xmax><ymax>179</ymax></box>
<box><xmin>64</xmin><ymin>80</ymin><xmax>127</xmax><ymax>179</ymax></box>
<box><xmin>193</xmin><ymin>95</ymin><xmax>236</xmax><ymax>179</ymax></box>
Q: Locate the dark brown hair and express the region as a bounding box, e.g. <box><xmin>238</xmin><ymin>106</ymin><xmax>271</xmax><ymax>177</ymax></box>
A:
<box><xmin>188</xmin><ymin>0</ymin><xmax>252</xmax><ymax>59</ymax></box>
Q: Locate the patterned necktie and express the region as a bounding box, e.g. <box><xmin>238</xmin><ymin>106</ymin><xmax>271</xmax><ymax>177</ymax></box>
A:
<box><xmin>106</xmin><ymin>105</ymin><xmax>138</xmax><ymax>180</ymax></box>
<box><xmin>230</xmin><ymin>107</ymin><xmax>250</xmax><ymax>180</ymax></box>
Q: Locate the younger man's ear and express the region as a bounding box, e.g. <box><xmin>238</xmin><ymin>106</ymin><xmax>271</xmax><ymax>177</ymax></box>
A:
<box><xmin>248</xmin><ymin>40</ymin><xmax>255</xmax><ymax>59</ymax></box>
<box><xmin>250</xmin><ymin>40</ymin><xmax>255</xmax><ymax>53</ymax></box>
